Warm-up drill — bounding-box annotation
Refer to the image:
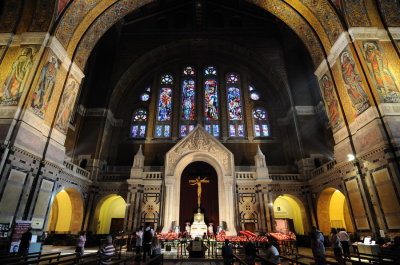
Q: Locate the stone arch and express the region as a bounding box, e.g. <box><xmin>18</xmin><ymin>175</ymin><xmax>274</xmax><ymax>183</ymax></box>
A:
<box><xmin>91</xmin><ymin>194</ymin><xmax>127</xmax><ymax>234</ymax></box>
<box><xmin>46</xmin><ymin>188</ymin><xmax>84</xmax><ymax>233</ymax></box>
<box><xmin>163</xmin><ymin>125</ymin><xmax>236</xmax><ymax>235</ymax></box>
<box><xmin>273</xmin><ymin>194</ymin><xmax>309</xmax><ymax>235</ymax></box>
<box><xmin>317</xmin><ymin>188</ymin><xmax>354</xmax><ymax>235</ymax></box>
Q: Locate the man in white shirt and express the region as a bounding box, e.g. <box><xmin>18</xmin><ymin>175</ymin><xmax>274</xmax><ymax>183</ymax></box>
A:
<box><xmin>338</xmin><ymin>228</ymin><xmax>351</xmax><ymax>259</ymax></box>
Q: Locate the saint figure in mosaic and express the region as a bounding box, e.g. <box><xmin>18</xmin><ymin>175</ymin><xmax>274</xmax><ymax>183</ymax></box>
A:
<box><xmin>56</xmin><ymin>78</ymin><xmax>78</xmax><ymax>133</ymax></box>
<box><xmin>363</xmin><ymin>41</ymin><xmax>400</xmax><ymax>103</ymax></box>
<box><xmin>321</xmin><ymin>75</ymin><xmax>342</xmax><ymax>131</ymax></box>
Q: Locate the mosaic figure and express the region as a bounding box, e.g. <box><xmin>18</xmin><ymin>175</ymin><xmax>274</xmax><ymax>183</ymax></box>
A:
<box><xmin>157</xmin><ymin>87</ymin><xmax>172</xmax><ymax>121</ymax></box>
<box><xmin>181</xmin><ymin>79</ymin><xmax>196</xmax><ymax>120</ymax></box>
<box><xmin>340</xmin><ymin>50</ymin><xmax>370</xmax><ymax>115</ymax></box>
<box><xmin>227</xmin><ymin>86</ymin><xmax>242</xmax><ymax>120</ymax></box>
<box><xmin>320</xmin><ymin>75</ymin><xmax>342</xmax><ymax>131</ymax></box>
<box><xmin>0</xmin><ymin>47</ymin><xmax>35</xmax><ymax>106</ymax></box>
<box><xmin>55</xmin><ymin>78</ymin><xmax>78</xmax><ymax>133</ymax></box>
<box><xmin>31</xmin><ymin>56</ymin><xmax>59</xmax><ymax>118</ymax></box>
<box><xmin>204</xmin><ymin>79</ymin><xmax>219</xmax><ymax>120</ymax></box>
<box><xmin>362</xmin><ymin>41</ymin><xmax>400</xmax><ymax>103</ymax></box>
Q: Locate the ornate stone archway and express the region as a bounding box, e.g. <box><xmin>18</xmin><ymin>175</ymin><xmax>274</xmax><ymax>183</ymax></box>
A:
<box><xmin>163</xmin><ymin>125</ymin><xmax>236</xmax><ymax>235</ymax></box>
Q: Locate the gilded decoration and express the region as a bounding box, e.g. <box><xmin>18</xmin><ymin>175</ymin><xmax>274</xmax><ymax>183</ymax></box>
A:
<box><xmin>73</xmin><ymin>0</ymin><xmax>152</xmax><ymax>70</ymax></box>
<box><xmin>248</xmin><ymin>0</ymin><xmax>324</xmax><ymax>66</ymax></box>
<box><xmin>377</xmin><ymin>0</ymin><xmax>400</xmax><ymax>27</ymax></box>
<box><xmin>28</xmin><ymin>0</ymin><xmax>56</xmax><ymax>32</ymax></box>
<box><xmin>343</xmin><ymin>0</ymin><xmax>371</xmax><ymax>27</ymax></box>
<box><xmin>0</xmin><ymin>1</ymin><xmax>23</xmax><ymax>33</ymax></box>
<box><xmin>58</xmin><ymin>0</ymin><xmax>73</xmax><ymax>17</ymax></box>
<box><xmin>55</xmin><ymin>77</ymin><xmax>79</xmax><ymax>134</ymax></box>
<box><xmin>319</xmin><ymin>73</ymin><xmax>344</xmax><ymax>132</ymax></box>
<box><xmin>339</xmin><ymin>47</ymin><xmax>370</xmax><ymax>116</ymax></box>
<box><xmin>298</xmin><ymin>0</ymin><xmax>343</xmax><ymax>44</ymax></box>
<box><xmin>30</xmin><ymin>52</ymin><xmax>61</xmax><ymax>119</ymax></box>
<box><xmin>55</xmin><ymin>0</ymin><xmax>101</xmax><ymax>48</ymax></box>
<box><xmin>0</xmin><ymin>46</ymin><xmax>38</xmax><ymax>106</ymax></box>
<box><xmin>360</xmin><ymin>41</ymin><xmax>400</xmax><ymax>103</ymax></box>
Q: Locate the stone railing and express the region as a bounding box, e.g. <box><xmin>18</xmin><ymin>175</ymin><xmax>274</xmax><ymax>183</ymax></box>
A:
<box><xmin>270</xmin><ymin>174</ymin><xmax>300</xmax><ymax>181</ymax></box>
<box><xmin>63</xmin><ymin>161</ymin><xmax>90</xmax><ymax>179</ymax></box>
<box><xmin>144</xmin><ymin>172</ymin><xmax>163</xmax><ymax>179</ymax></box>
<box><xmin>99</xmin><ymin>174</ymin><xmax>129</xmax><ymax>181</ymax></box>
<box><xmin>105</xmin><ymin>166</ymin><xmax>131</xmax><ymax>173</ymax></box>
<box><xmin>235</xmin><ymin>172</ymin><xmax>256</xmax><ymax>179</ymax></box>
<box><xmin>310</xmin><ymin>160</ymin><xmax>337</xmax><ymax>178</ymax></box>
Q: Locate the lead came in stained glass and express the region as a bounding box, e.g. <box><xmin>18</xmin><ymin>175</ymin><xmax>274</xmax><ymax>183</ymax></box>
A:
<box><xmin>205</xmin><ymin>125</ymin><xmax>211</xmax><ymax>134</ymax></box>
<box><xmin>139</xmin><ymin>126</ymin><xmax>146</xmax><ymax>137</ymax></box>
<box><xmin>226</xmin><ymin>73</ymin><xmax>239</xmax><ymax>83</ymax></box>
<box><xmin>157</xmin><ymin>87</ymin><xmax>172</xmax><ymax>121</ymax></box>
<box><xmin>155</xmin><ymin>125</ymin><xmax>162</xmax><ymax>137</ymax></box>
<box><xmin>250</xmin><ymin>92</ymin><xmax>260</xmax><ymax>101</ymax></box>
<box><xmin>164</xmin><ymin>125</ymin><xmax>170</xmax><ymax>137</ymax></box>
<box><xmin>229</xmin><ymin>124</ymin><xmax>236</xmax><ymax>136</ymax></box>
<box><xmin>254</xmin><ymin>124</ymin><xmax>261</xmax><ymax>137</ymax></box>
<box><xmin>262</xmin><ymin>124</ymin><xmax>269</xmax><ymax>136</ymax></box>
<box><xmin>213</xmin><ymin>125</ymin><xmax>219</xmax><ymax>136</ymax></box>
<box><xmin>183</xmin><ymin>66</ymin><xmax>195</xmax><ymax>75</ymax></box>
<box><xmin>133</xmin><ymin>109</ymin><xmax>147</xmax><ymax>121</ymax></box>
<box><xmin>204</xmin><ymin>66</ymin><xmax>217</xmax><ymax>75</ymax></box>
<box><xmin>227</xmin><ymin>86</ymin><xmax>242</xmax><ymax>120</ymax></box>
<box><xmin>180</xmin><ymin>125</ymin><xmax>187</xmax><ymax>137</ymax></box>
<box><xmin>204</xmin><ymin>79</ymin><xmax>219</xmax><ymax>120</ymax></box>
<box><xmin>140</xmin><ymin>93</ymin><xmax>150</xmax><ymax>102</ymax></box>
<box><xmin>253</xmin><ymin>108</ymin><xmax>267</xmax><ymax>120</ymax></box>
<box><xmin>238</xmin><ymin>124</ymin><xmax>244</xmax><ymax>136</ymax></box>
<box><xmin>131</xmin><ymin>125</ymin><xmax>138</xmax><ymax>137</ymax></box>
<box><xmin>161</xmin><ymin>74</ymin><xmax>173</xmax><ymax>84</ymax></box>
<box><xmin>181</xmin><ymin>79</ymin><xmax>196</xmax><ymax>120</ymax></box>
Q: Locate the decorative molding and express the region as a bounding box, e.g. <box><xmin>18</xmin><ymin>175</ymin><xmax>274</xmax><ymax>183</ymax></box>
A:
<box><xmin>50</xmin><ymin>127</ymin><xmax>67</xmax><ymax>145</ymax></box>
<box><xmin>349</xmin><ymin>107</ymin><xmax>379</xmax><ymax>134</ymax></box>
<box><xmin>21</xmin><ymin>110</ymin><xmax>50</xmax><ymax>136</ymax></box>
<box><xmin>327</xmin><ymin>32</ymin><xmax>350</xmax><ymax>67</ymax></box>
<box><xmin>49</xmin><ymin>36</ymin><xmax>71</xmax><ymax>70</ymax></box>
<box><xmin>388</xmin><ymin>27</ymin><xmax>400</xmax><ymax>40</ymax></box>
<box><xmin>378</xmin><ymin>103</ymin><xmax>400</xmax><ymax>116</ymax></box>
<box><xmin>348</xmin><ymin>27</ymin><xmax>390</xmax><ymax>41</ymax></box>
<box><xmin>70</xmin><ymin>60</ymin><xmax>85</xmax><ymax>82</ymax></box>
<box><xmin>314</xmin><ymin>59</ymin><xmax>328</xmax><ymax>80</ymax></box>
<box><xmin>333</xmin><ymin>126</ymin><xmax>349</xmax><ymax>144</ymax></box>
<box><xmin>0</xmin><ymin>106</ymin><xmax>19</xmax><ymax>119</ymax></box>
<box><xmin>10</xmin><ymin>32</ymin><xmax>50</xmax><ymax>46</ymax></box>
<box><xmin>295</xmin><ymin>106</ymin><xmax>315</xmax><ymax>115</ymax></box>
<box><xmin>0</xmin><ymin>33</ymin><xmax>13</xmax><ymax>45</ymax></box>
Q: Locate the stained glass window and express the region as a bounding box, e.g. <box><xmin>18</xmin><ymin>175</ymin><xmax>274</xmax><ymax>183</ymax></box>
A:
<box><xmin>140</xmin><ymin>93</ymin><xmax>150</xmax><ymax>102</ymax></box>
<box><xmin>227</xmin><ymin>86</ymin><xmax>242</xmax><ymax>120</ymax></box>
<box><xmin>146</xmin><ymin>87</ymin><xmax>151</xmax><ymax>92</ymax></box>
<box><xmin>183</xmin><ymin>66</ymin><xmax>195</xmax><ymax>75</ymax></box>
<box><xmin>131</xmin><ymin>109</ymin><xmax>147</xmax><ymax>138</ymax></box>
<box><xmin>181</xmin><ymin>79</ymin><xmax>196</xmax><ymax>120</ymax></box>
<box><xmin>204</xmin><ymin>79</ymin><xmax>219</xmax><ymax>120</ymax></box>
<box><xmin>253</xmin><ymin>108</ymin><xmax>269</xmax><ymax>137</ymax></box>
<box><xmin>250</xmin><ymin>92</ymin><xmax>260</xmax><ymax>101</ymax></box>
<box><xmin>226</xmin><ymin>73</ymin><xmax>239</xmax><ymax>83</ymax></box>
<box><xmin>161</xmin><ymin>74</ymin><xmax>173</xmax><ymax>84</ymax></box>
<box><xmin>249</xmin><ymin>85</ymin><xmax>255</xmax><ymax>91</ymax></box>
<box><xmin>157</xmin><ymin>87</ymin><xmax>172</xmax><ymax>121</ymax></box>
<box><xmin>204</xmin><ymin>66</ymin><xmax>217</xmax><ymax>75</ymax></box>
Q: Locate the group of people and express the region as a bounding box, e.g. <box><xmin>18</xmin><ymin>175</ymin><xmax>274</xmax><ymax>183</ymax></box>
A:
<box><xmin>135</xmin><ymin>223</ymin><xmax>161</xmax><ymax>261</ymax></box>
<box><xmin>310</xmin><ymin>226</ymin><xmax>350</xmax><ymax>265</ymax></box>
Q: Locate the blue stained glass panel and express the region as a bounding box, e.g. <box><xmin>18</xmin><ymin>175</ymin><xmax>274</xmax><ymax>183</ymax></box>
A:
<box><xmin>183</xmin><ymin>66</ymin><xmax>195</xmax><ymax>75</ymax></box>
<box><xmin>140</xmin><ymin>93</ymin><xmax>150</xmax><ymax>101</ymax></box>
<box><xmin>157</xmin><ymin>87</ymin><xmax>172</xmax><ymax>121</ymax></box>
<box><xmin>250</xmin><ymin>92</ymin><xmax>260</xmax><ymax>101</ymax></box>
<box><xmin>205</xmin><ymin>125</ymin><xmax>211</xmax><ymax>134</ymax></box>
<box><xmin>180</xmin><ymin>125</ymin><xmax>187</xmax><ymax>137</ymax></box>
<box><xmin>262</xmin><ymin>124</ymin><xmax>269</xmax><ymax>136</ymax></box>
<box><xmin>161</xmin><ymin>74</ymin><xmax>173</xmax><ymax>84</ymax></box>
<box><xmin>189</xmin><ymin>125</ymin><xmax>194</xmax><ymax>132</ymax></box>
<box><xmin>226</xmin><ymin>73</ymin><xmax>239</xmax><ymax>83</ymax></box>
<box><xmin>238</xmin><ymin>124</ymin><xmax>244</xmax><ymax>136</ymax></box>
<box><xmin>229</xmin><ymin>125</ymin><xmax>236</xmax><ymax>136</ymax></box>
<box><xmin>139</xmin><ymin>126</ymin><xmax>146</xmax><ymax>137</ymax></box>
<box><xmin>131</xmin><ymin>125</ymin><xmax>138</xmax><ymax>137</ymax></box>
<box><xmin>133</xmin><ymin>109</ymin><xmax>147</xmax><ymax>121</ymax></box>
<box><xmin>253</xmin><ymin>108</ymin><xmax>267</xmax><ymax>120</ymax></box>
<box><xmin>146</xmin><ymin>87</ymin><xmax>151</xmax><ymax>92</ymax></box>
<box><xmin>204</xmin><ymin>66</ymin><xmax>217</xmax><ymax>75</ymax></box>
<box><xmin>181</xmin><ymin>79</ymin><xmax>196</xmax><ymax>120</ymax></box>
<box><xmin>155</xmin><ymin>125</ymin><xmax>162</xmax><ymax>137</ymax></box>
<box><xmin>227</xmin><ymin>86</ymin><xmax>242</xmax><ymax>120</ymax></box>
<box><xmin>254</xmin><ymin>125</ymin><xmax>261</xmax><ymax>137</ymax></box>
<box><xmin>204</xmin><ymin>79</ymin><xmax>219</xmax><ymax>120</ymax></box>
<box><xmin>249</xmin><ymin>85</ymin><xmax>255</xmax><ymax>91</ymax></box>
<box><xmin>164</xmin><ymin>125</ymin><xmax>170</xmax><ymax>137</ymax></box>
<box><xmin>213</xmin><ymin>125</ymin><xmax>219</xmax><ymax>136</ymax></box>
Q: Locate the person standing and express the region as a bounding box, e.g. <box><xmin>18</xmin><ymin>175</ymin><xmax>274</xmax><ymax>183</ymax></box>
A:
<box><xmin>151</xmin><ymin>236</ymin><xmax>161</xmax><ymax>256</ymax></box>
<box><xmin>135</xmin><ymin>226</ymin><xmax>143</xmax><ymax>256</ymax></box>
<box><xmin>221</xmin><ymin>239</ymin><xmax>233</xmax><ymax>265</ymax></box>
<box><xmin>330</xmin><ymin>228</ymin><xmax>344</xmax><ymax>265</ymax></box>
<box><xmin>142</xmin><ymin>223</ymin><xmax>154</xmax><ymax>261</ymax></box>
<box><xmin>310</xmin><ymin>230</ymin><xmax>326</xmax><ymax>265</ymax></box>
<box><xmin>99</xmin><ymin>235</ymin><xmax>115</xmax><ymax>265</ymax></box>
<box><xmin>244</xmin><ymin>241</ymin><xmax>257</xmax><ymax>265</ymax></box>
<box><xmin>264</xmin><ymin>242</ymin><xmax>281</xmax><ymax>264</ymax></box>
<box><xmin>338</xmin><ymin>228</ymin><xmax>350</xmax><ymax>259</ymax></box>
<box><xmin>75</xmin><ymin>231</ymin><xmax>87</xmax><ymax>257</ymax></box>
<box><xmin>18</xmin><ymin>227</ymin><xmax>32</xmax><ymax>256</ymax></box>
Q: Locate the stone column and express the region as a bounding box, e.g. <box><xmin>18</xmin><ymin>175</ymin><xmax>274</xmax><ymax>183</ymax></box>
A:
<box><xmin>162</xmin><ymin>177</ymin><xmax>176</xmax><ymax>233</ymax></box>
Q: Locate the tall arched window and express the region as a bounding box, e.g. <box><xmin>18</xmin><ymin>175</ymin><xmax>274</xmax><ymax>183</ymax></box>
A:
<box><xmin>131</xmin><ymin>109</ymin><xmax>147</xmax><ymax>138</ymax></box>
<box><xmin>180</xmin><ymin>66</ymin><xmax>196</xmax><ymax>137</ymax></box>
<box><xmin>204</xmin><ymin>66</ymin><xmax>219</xmax><ymax>137</ymax></box>
<box><xmin>155</xmin><ymin>74</ymin><xmax>173</xmax><ymax>137</ymax></box>
<box><xmin>253</xmin><ymin>108</ymin><xmax>269</xmax><ymax>137</ymax></box>
<box><xmin>226</xmin><ymin>73</ymin><xmax>244</xmax><ymax>137</ymax></box>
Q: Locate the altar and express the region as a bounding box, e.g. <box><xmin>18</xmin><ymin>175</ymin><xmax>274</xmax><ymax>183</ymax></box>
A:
<box><xmin>190</xmin><ymin>211</ymin><xmax>208</xmax><ymax>238</ymax></box>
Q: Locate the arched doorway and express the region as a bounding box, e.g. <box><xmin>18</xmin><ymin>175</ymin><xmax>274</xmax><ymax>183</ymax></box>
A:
<box><xmin>93</xmin><ymin>195</ymin><xmax>127</xmax><ymax>234</ymax></box>
<box><xmin>317</xmin><ymin>188</ymin><xmax>354</xmax><ymax>234</ymax></box>
<box><xmin>179</xmin><ymin>161</ymin><xmax>219</xmax><ymax>228</ymax></box>
<box><xmin>273</xmin><ymin>195</ymin><xmax>307</xmax><ymax>235</ymax></box>
<box><xmin>46</xmin><ymin>188</ymin><xmax>83</xmax><ymax>233</ymax></box>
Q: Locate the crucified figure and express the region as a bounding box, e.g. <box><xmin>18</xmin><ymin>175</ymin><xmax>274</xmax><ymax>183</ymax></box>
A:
<box><xmin>189</xmin><ymin>176</ymin><xmax>210</xmax><ymax>209</ymax></box>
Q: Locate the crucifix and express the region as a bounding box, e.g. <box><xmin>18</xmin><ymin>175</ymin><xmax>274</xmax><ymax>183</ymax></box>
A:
<box><xmin>188</xmin><ymin>176</ymin><xmax>210</xmax><ymax>209</ymax></box>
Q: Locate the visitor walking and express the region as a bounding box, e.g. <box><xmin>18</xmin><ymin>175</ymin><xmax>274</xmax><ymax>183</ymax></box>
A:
<box><xmin>75</xmin><ymin>231</ymin><xmax>87</xmax><ymax>257</ymax></box>
<box><xmin>330</xmin><ymin>228</ymin><xmax>345</xmax><ymax>265</ymax></box>
<box><xmin>99</xmin><ymin>235</ymin><xmax>115</xmax><ymax>265</ymax></box>
<box><xmin>143</xmin><ymin>223</ymin><xmax>154</xmax><ymax>261</ymax></box>
<box><xmin>18</xmin><ymin>227</ymin><xmax>32</xmax><ymax>256</ymax></box>
<box><xmin>135</xmin><ymin>226</ymin><xmax>143</xmax><ymax>255</ymax></box>
<box><xmin>151</xmin><ymin>236</ymin><xmax>161</xmax><ymax>256</ymax></box>
<box><xmin>338</xmin><ymin>228</ymin><xmax>351</xmax><ymax>259</ymax></box>
<box><xmin>221</xmin><ymin>239</ymin><xmax>233</xmax><ymax>265</ymax></box>
<box><xmin>310</xmin><ymin>230</ymin><xmax>326</xmax><ymax>265</ymax></box>
<box><xmin>244</xmin><ymin>241</ymin><xmax>257</xmax><ymax>265</ymax></box>
<box><xmin>264</xmin><ymin>242</ymin><xmax>281</xmax><ymax>265</ymax></box>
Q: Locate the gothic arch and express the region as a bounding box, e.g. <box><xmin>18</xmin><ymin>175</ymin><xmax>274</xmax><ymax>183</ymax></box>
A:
<box><xmin>163</xmin><ymin>125</ymin><xmax>236</xmax><ymax>235</ymax></box>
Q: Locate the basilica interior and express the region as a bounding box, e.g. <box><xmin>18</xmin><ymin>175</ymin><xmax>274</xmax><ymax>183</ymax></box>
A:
<box><xmin>0</xmin><ymin>0</ymin><xmax>400</xmax><ymax>256</ymax></box>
